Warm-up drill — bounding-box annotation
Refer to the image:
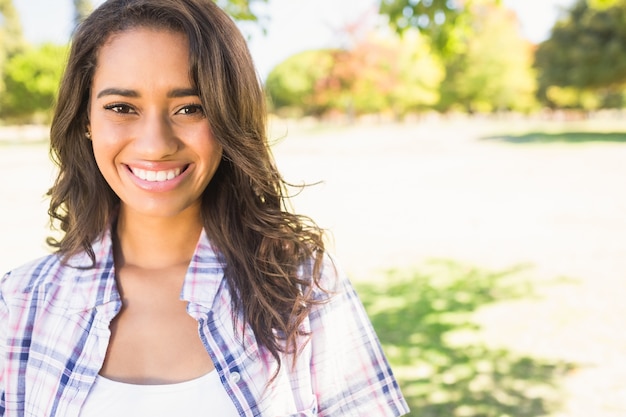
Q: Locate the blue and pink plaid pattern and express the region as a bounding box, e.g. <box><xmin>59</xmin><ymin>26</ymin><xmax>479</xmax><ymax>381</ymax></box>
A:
<box><xmin>1</xmin><ymin>228</ymin><xmax>408</xmax><ymax>416</ymax></box>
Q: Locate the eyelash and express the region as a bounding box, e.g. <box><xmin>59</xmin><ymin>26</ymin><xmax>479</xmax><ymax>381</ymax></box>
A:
<box><xmin>102</xmin><ymin>103</ymin><xmax>205</xmax><ymax>116</ymax></box>
<box><xmin>103</xmin><ymin>103</ymin><xmax>134</xmax><ymax>114</ymax></box>
<box><xmin>177</xmin><ymin>104</ymin><xmax>205</xmax><ymax>116</ymax></box>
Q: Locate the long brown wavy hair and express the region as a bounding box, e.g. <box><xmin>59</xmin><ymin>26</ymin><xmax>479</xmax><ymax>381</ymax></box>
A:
<box><xmin>48</xmin><ymin>0</ymin><xmax>326</xmax><ymax>374</ymax></box>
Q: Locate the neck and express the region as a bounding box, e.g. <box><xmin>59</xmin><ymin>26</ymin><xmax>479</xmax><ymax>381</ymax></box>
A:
<box><xmin>114</xmin><ymin>205</ymin><xmax>203</xmax><ymax>270</ymax></box>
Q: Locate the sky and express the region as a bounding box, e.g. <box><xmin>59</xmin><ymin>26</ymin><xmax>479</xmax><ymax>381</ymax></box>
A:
<box><xmin>14</xmin><ymin>0</ymin><xmax>575</xmax><ymax>80</ymax></box>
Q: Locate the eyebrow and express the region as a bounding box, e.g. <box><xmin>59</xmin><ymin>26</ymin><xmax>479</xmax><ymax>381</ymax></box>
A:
<box><xmin>96</xmin><ymin>88</ymin><xmax>138</xmax><ymax>99</ymax></box>
<box><xmin>96</xmin><ymin>88</ymin><xmax>199</xmax><ymax>99</ymax></box>
<box><xmin>168</xmin><ymin>88</ymin><xmax>199</xmax><ymax>98</ymax></box>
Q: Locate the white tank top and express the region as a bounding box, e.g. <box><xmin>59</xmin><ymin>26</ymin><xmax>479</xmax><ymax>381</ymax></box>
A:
<box><xmin>79</xmin><ymin>371</ymin><xmax>240</xmax><ymax>416</ymax></box>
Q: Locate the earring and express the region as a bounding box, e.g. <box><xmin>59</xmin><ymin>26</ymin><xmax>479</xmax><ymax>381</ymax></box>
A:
<box><xmin>86</xmin><ymin>130</ymin><xmax>92</xmax><ymax>139</ymax></box>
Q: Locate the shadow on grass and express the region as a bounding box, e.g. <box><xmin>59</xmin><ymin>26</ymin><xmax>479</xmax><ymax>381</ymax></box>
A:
<box><xmin>482</xmin><ymin>131</ymin><xmax>626</xmax><ymax>144</ymax></box>
<box><xmin>356</xmin><ymin>260</ymin><xmax>575</xmax><ymax>417</ymax></box>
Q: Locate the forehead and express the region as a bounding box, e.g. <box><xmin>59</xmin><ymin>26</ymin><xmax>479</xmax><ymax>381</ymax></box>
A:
<box><xmin>98</xmin><ymin>26</ymin><xmax>188</xmax><ymax>61</ymax></box>
<box><xmin>93</xmin><ymin>27</ymin><xmax>191</xmax><ymax>89</ymax></box>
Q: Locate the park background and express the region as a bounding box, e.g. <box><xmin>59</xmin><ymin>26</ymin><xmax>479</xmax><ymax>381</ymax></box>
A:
<box><xmin>2</xmin><ymin>0</ymin><xmax>626</xmax><ymax>415</ymax></box>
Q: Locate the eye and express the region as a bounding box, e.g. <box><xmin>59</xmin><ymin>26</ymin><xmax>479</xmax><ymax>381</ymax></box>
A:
<box><xmin>104</xmin><ymin>103</ymin><xmax>135</xmax><ymax>114</ymax></box>
<box><xmin>176</xmin><ymin>104</ymin><xmax>205</xmax><ymax>116</ymax></box>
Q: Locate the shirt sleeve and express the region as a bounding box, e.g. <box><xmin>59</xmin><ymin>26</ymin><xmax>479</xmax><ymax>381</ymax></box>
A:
<box><xmin>0</xmin><ymin>273</ymin><xmax>9</xmax><ymax>401</ymax></box>
<box><xmin>308</xmin><ymin>256</ymin><xmax>409</xmax><ymax>416</ymax></box>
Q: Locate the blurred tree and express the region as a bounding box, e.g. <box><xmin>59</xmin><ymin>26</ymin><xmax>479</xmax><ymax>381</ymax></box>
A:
<box><xmin>266</xmin><ymin>28</ymin><xmax>443</xmax><ymax>118</ymax></box>
<box><xmin>588</xmin><ymin>0</ymin><xmax>621</xmax><ymax>8</ymax></box>
<box><xmin>544</xmin><ymin>85</ymin><xmax>603</xmax><ymax>110</ymax></box>
<box><xmin>73</xmin><ymin>0</ymin><xmax>93</xmax><ymax>26</ymax></box>
<box><xmin>440</xmin><ymin>5</ymin><xmax>536</xmax><ymax>112</ymax></box>
<box><xmin>0</xmin><ymin>43</ymin><xmax>68</xmax><ymax>122</ymax></box>
<box><xmin>322</xmin><ymin>28</ymin><xmax>443</xmax><ymax>117</ymax></box>
<box><xmin>379</xmin><ymin>0</ymin><xmax>501</xmax><ymax>57</ymax></box>
<box><xmin>265</xmin><ymin>49</ymin><xmax>336</xmax><ymax>116</ymax></box>
<box><xmin>0</xmin><ymin>0</ymin><xmax>24</xmax><ymax>118</ymax></box>
<box><xmin>342</xmin><ymin>35</ymin><xmax>398</xmax><ymax>115</ymax></box>
<box><xmin>535</xmin><ymin>0</ymin><xmax>626</xmax><ymax>108</ymax></box>
<box><xmin>0</xmin><ymin>0</ymin><xmax>24</xmax><ymax>56</ymax></box>
<box><xmin>390</xmin><ymin>29</ymin><xmax>444</xmax><ymax>115</ymax></box>
<box><xmin>214</xmin><ymin>0</ymin><xmax>267</xmax><ymax>22</ymax></box>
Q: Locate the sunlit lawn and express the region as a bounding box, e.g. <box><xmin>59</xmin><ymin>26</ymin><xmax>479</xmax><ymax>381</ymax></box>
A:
<box><xmin>356</xmin><ymin>262</ymin><xmax>574</xmax><ymax>417</ymax></box>
<box><xmin>482</xmin><ymin>130</ymin><xmax>626</xmax><ymax>144</ymax></box>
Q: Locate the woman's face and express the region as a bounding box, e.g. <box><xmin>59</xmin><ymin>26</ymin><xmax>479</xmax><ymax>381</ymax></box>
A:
<box><xmin>89</xmin><ymin>27</ymin><xmax>222</xmax><ymax>221</ymax></box>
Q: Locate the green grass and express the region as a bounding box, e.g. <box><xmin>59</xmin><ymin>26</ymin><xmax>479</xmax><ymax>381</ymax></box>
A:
<box><xmin>482</xmin><ymin>131</ymin><xmax>626</xmax><ymax>144</ymax></box>
<box><xmin>356</xmin><ymin>261</ymin><xmax>575</xmax><ymax>417</ymax></box>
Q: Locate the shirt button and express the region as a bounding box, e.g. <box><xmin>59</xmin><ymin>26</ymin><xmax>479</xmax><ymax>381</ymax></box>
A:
<box><xmin>229</xmin><ymin>372</ymin><xmax>241</xmax><ymax>384</ymax></box>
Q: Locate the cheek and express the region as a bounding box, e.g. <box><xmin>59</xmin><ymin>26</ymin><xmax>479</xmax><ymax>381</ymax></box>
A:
<box><xmin>207</xmin><ymin>142</ymin><xmax>224</xmax><ymax>176</ymax></box>
<box><xmin>212</xmin><ymin>142</ymin><xmax>224</xmax><ymax>164</ymax></box>
<box><xmin>207</xmin><ymin>128</ymin><xmax>222</xmax><ymax>157</ymax></box>
<box><xmin>197</xmin><ymin>128</ymin><xmax>223</xmax><ymax>164</ymax></box>
<box><xmin>90</xmin><ymin>138</ymin><xmax>118</xmax><ymax>179</ymax></box>
<box><xmin>197</xmin><ymin>138</ymin><xmax>223</xmax><ymax>189</ymax></box>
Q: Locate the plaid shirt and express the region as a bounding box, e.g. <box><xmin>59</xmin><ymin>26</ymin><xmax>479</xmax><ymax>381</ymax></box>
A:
<box><xmin>0</xmin><ymin>228</ymin><xmax>409</xmax><ymax>416</ymax></box>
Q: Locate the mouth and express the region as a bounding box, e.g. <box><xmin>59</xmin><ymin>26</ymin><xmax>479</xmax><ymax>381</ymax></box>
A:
<box><xmin>128</xmin><ymin>165</ymin><xmax>188</xmax><ymax>182</ymax></box>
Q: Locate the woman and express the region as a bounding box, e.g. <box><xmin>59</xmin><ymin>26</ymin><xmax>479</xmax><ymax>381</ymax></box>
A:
<box><xmin>0</xmin><ymin>0</ymin><xmax>409</xmax><ymax>415</ymax></box>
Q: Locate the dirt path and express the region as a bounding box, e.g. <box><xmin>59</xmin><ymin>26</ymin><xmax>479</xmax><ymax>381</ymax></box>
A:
<box><xmin>2</xmin><ymin>118</ymin><xmax>626</xmax><ymax>415</ymax></box>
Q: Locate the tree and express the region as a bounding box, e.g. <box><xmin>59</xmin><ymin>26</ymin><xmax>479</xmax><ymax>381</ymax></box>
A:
<box><xmin>379</xmin><ymin>0</ymin><xmax>501</xmax><ymax>57</ymax></box>
<box><xmin>0</xmin><ymin>0</ymin><xmax>24</xmax><ymax>56</ymax></box>
<box><xmin>0</xmin><ymin>43</ymin><xmax>68</xmax><ymax>122</ymax></box>
<box><xmin>440</xmin><ymin>5</ymin><xmax>537</xmax><ymax>112</ymax></box>
<box><xmin>73</xmin><ymin>0</ymin><xmax>93</xmax><ymax>27</ymax></box>
<box><xmin>214</xmin><ymin>0</ymin><xmax>267</xmax><ymax>22</ymax></box>
<box><xmin>535</xmin><ymin>0</ymin><xmax>626</xmax><ymax>107</ymax></box>
<box><xmin>265</xmin><ymin>28</ymin><xmax>443</xmax><ymax>118</ymax></box>
<box><xmin>389</xmin><ymin>29</ymin><xmax>444</xmax><ymax>115</ymax></box>
<box><xmin>321</xmin><ymin>28</ymin><xmax>443</xmax><ymax>117</ymax></box>
<box><xmin>588</xmin><ymin>0</ymin><xmax>622</xmax><ymax>8</ymax></box>
<box><xmin>265</xmin><ymin>49</ymin><xmax>336</xmax><ymax>116</ymax></box>
<box><xmin>0</xmin><ymin>0</ymin><xmax>25</xmax><ymax>114</ymax></box>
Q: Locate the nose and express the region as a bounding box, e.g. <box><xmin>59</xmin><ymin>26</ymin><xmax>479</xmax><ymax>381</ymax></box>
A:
<box><xmin>133</xmin><ymin>110</ymin><xmax>180</xmax><ymax>158</ymax></box>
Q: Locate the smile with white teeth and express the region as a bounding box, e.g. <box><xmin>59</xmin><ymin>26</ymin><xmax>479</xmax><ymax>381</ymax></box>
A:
<box><xmin>130</xmin><ymin>167</ymin><xmax>182</xmax><ymax>182</ymax></box>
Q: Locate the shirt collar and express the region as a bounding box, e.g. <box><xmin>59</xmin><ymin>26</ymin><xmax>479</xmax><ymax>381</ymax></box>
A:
<box><xmin>64</xmin><ymin>227</ymin><xmax>226</xmax><ymax>314</ymax></box>
<box><xmin>180</xmin><ymin>228</ymin><xmax>227</xmax><ymax>312</ymax></box>
<box><xmin>60</xmin><ymin>226</ymin><xmax>120</xmax><ymax>313</ymax></box>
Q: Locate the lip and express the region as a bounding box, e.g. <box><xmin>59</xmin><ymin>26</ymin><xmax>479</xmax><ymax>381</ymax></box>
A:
<box><xmin>123</xmin><ymin>162</ymin><xmax>191</xmax><ymax>192</ymax></box>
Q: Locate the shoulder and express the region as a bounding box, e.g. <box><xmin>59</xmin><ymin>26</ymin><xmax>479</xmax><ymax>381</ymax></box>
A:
<box><xmin>1</xmin><ymin>235</ymin><xmax>115</xmax><ymax>309</ymax></box>
<box><xmin>1</xmin><ymin>253</ymin><xmax>66</xmax><ymax>296</ymax></box>
<box><xmin>296</xmin><ymin>250</ymin><xmax>344</xmax><ymax>300</ymax></box>
<box><xmin>304</xmin><ymin>251</ymin><xmax>360</xmax><ymax>315</ymax></box>
<box><xmin>302</xmin><ymin>253</ymin><xmax>411</xmax><ymax>415</ymax></box>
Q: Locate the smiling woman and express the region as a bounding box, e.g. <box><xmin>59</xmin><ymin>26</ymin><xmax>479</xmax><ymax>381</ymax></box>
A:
<box><xmin>89</xmin><ymin>28</ymin><xmax>222</xmax><ymax>219</ymax></box>
<box><xmin>0</xmin><ymin>1</ymin><xmax>409</xmax><ymax>416</ymax></box>
<box><xmin>88</xmin><ymin>27</ymin><xmax>223</xmax><ymax>389</ymax></box>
